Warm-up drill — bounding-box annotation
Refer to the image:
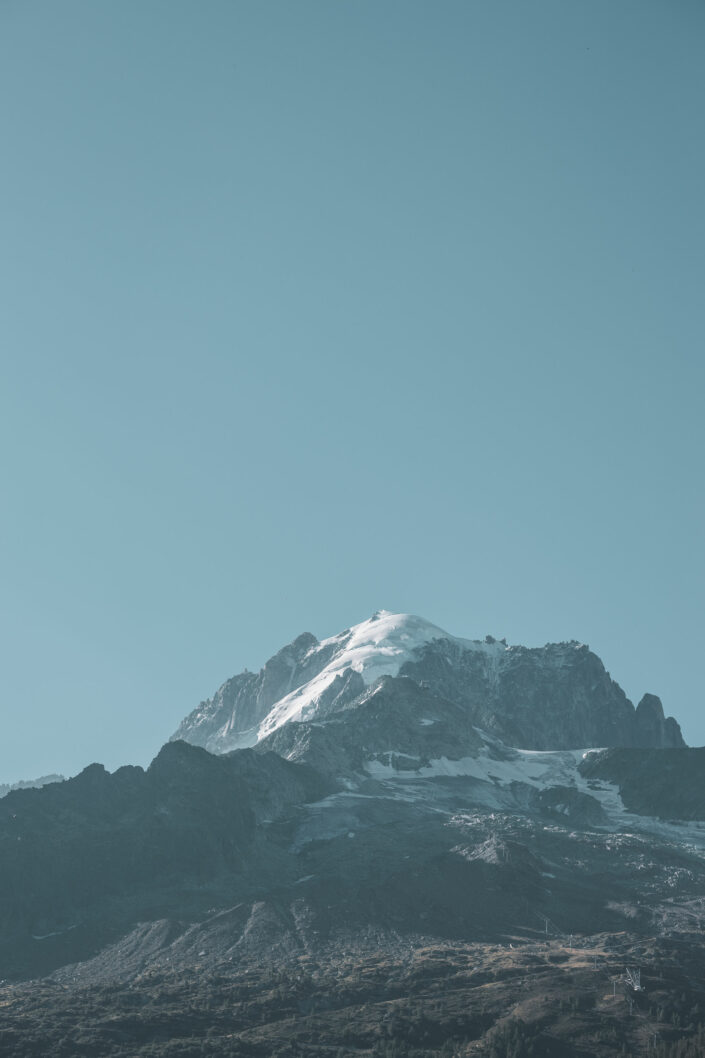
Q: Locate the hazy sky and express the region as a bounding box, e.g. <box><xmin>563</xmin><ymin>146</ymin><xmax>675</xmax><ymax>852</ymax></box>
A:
<box><xmin>1</xmin><ymin>1</ymin><xmax>703</xmax><ymax>782</ymax></box>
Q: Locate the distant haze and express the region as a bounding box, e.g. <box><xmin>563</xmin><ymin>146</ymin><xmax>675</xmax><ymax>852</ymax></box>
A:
<box><xmin>1</xmin><ymin>0</ymin><xmax>703</xmax><ymax>781</ymax></box>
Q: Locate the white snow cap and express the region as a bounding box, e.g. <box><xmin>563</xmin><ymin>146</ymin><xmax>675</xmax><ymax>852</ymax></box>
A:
<box><xmin>258</xmin><ymin>610</ymin><xmax>484</xmax><ymax>741</ymax></box>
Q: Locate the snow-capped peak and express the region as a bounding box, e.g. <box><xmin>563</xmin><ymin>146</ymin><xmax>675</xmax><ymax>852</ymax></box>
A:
<box><xmin>172</xmin><ymin>609</ymin><xmax>685</xmax><ymax>758</ymax></box>
<box><xmin>170</xmin><ymin>610</ymin><xmax>519</xmax><ymax>753</ymax></box>
<box><xmin>257</xmin><ymin>610</ymin><xmax>459</xmax><ymax>741</ymax></box>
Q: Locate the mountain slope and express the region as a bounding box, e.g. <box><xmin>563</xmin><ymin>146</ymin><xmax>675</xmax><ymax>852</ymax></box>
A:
<box><xmin>3</xmin><ymin>728</ymin><xmax>705</xmax><ymax>988</ymax></box>
<box><xmin>0</xmin><ymin>743</ymin><xmax>331</xmax><ymax>979</ymax></box>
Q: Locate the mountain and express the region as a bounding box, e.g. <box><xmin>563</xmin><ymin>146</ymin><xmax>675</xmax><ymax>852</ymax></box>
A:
<box><xmin>172</xmin><ymin>611</ymin><xmax>685</xmax><ymax>754</ymax></box>
<box><xmin>0</xmin><ymin>773</ymin><xmax>64</xmax><ymax>799</ymax></box>
<box><xmin>0</xmin><ymin>610</ymin><xmax>701</xmax><ymax>1057</ymax></box>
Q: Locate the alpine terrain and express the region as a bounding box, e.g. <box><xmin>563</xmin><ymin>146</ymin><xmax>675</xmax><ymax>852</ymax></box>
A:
<box><xmin>1</xmin><ymin>612</ymin><xmax>704</xmax><ymax>1058</ymax></box>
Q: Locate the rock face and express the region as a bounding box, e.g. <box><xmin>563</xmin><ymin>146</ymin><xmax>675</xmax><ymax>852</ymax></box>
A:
<box><xmin>633</xmin><ymin>693</ymin><xmax>685</xmax><ymax>749</ymax></box>
<box><xmin>400</xmin><ymin>638</ymin><xmax>686</xmax><ymax>750</ymax></box>
<box><xmin>172</xmin><ymin>612</ymin><xmax>685</xmax><ymax>754</ymax></box>
<box><xmin>580</xmin><ymin>746</ymin><xmax>705</xmax><ymax>819</ymax></box>
<box><xmin>171</xmin><ymin>632</ymin><xmax>324</xmax><ymax>751</ymax></box>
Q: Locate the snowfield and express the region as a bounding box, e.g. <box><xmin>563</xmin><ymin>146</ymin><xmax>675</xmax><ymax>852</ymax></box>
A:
<box><xmin>364</xmin><ymin>743</ymin><xmax>705</xmax><ymax>849</ymax></box>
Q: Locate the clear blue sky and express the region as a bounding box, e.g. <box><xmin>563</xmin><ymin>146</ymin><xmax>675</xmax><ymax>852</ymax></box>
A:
<box><xmin>1</xmin><ymin>1</ymin><xmax>703</xmax><ymax>782</ymax></box>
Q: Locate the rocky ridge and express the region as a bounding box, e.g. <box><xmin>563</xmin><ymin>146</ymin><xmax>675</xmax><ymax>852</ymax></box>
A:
<box><xmin>172</xmin><ymin>611</ymin><xmax>685</xmax><ymax>755</ymax></box>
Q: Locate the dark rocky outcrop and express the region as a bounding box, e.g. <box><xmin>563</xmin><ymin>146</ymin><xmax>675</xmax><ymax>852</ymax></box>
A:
<box><xmin>400</xmin><ymin>638</ymin><xmax>685</xmax><ymax>750</ymax></box>
<box><xmin>0</xmin><ymin>742</ymin><xmax>331</xmax><ymax>978</ymax></box>
<box><xmin>579</xmin><ymin>746</ymin><xmax>705</xmax><ymax>819</ymax></box>
<box><xmin>634</xmin><ymin>693</ymin><xmax>685</xmax><ymax>749</ymax></box>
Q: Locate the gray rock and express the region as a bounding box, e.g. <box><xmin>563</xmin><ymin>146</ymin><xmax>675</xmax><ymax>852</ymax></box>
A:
<box><xmin>401</xmin><ymin>638</ymin><xmax>686</xmax><ymax>750</ymax></box>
